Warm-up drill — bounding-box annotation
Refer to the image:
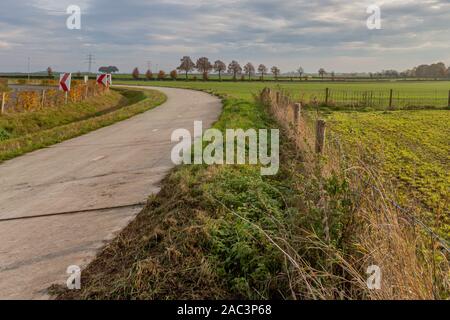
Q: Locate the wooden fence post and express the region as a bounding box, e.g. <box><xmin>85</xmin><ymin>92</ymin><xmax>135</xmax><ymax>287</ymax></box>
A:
<box><xmin>1</xmin><ymin>92</ymin><xmax>5</xmax><ymax>114</ymax></box>
<box><xmin>276</xmin><ymin>91</ymin><xmax>281</xmax><ymax>104</ymax></box>
<box><xmin>293</xmin><ymin>103</ymin><xmax>301</xmax><ymax>124</ymax></box>
<box><xmin>389</xmin><ymin>89</ymin><xmax>393</xmax><ymax>109</ymax></box>
<box><xmin>41</xmin><ymin>90</ymin><xmax>46</xmax><ymax>107</ymax></box>
<box><xmin>325</xmin><ymin>88</ymin><xmax>329</xmax><ymax>105</ymax></box>
<box><xmin>315</xmin><ymin>120</ymin><xmax>326</xmax><ymax>154</ymax></box>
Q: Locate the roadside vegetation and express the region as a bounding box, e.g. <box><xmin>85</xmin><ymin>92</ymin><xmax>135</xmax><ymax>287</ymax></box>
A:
<box><xmin>0</xmin><ymin>88</ymin><xmax>166</xmax><ymax>162</ymax></box>
<box><xmin>55</xmin><ymin>81</ymin><xmax>449</xmax><ymax>300</ymax></box>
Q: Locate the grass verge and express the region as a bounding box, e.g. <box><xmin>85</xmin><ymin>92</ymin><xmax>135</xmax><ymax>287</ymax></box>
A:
<box><xmin>0</xmin><ymin>89</ymin><xmax>166</xmax><ymax>162</ymax></box>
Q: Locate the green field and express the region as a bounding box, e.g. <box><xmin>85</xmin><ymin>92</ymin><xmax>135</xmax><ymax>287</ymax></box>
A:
<box><xmin>116</xmin><ymin>79</ymin><xmax>450</xmax><ymax>108</ymax></box>
<box><xmin>328</xmin><ymin>110</ymin><xmax>450</xmax><ymax>239</ymax></box>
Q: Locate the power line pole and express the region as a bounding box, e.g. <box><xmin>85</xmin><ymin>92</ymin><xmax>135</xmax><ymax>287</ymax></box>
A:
<box><xmin>84</xmin><ymin>54</ymin><xmax>96</xmax><ymax>74</ymax></box>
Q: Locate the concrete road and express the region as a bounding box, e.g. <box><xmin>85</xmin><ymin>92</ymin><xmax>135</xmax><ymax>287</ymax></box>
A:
<box><xmin>0</xmin><ymin>86</ymin><xmax>222</xmax><ymax>299</ymax></box>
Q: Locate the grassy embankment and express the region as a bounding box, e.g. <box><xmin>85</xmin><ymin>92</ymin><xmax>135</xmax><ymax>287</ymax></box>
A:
<box><xmin>0</xmin><ymin>88</ymin><xmax>166</xmax><ymax>162</ymax></box>
<box><xmin>55</xmin><ymin>81</ymin><xmax>448</xmax><ymax>300</ymax></box>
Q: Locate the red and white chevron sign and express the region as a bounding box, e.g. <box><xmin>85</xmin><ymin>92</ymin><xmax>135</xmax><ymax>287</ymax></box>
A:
<box><xmin>106</xmin><ymin>74</ymin><xmax>112</xmax><ymax>86</ymax></box>
<box><xmin>59</xmin><ymin>73</ymin><xmax>72</xmax><ymax>92</ymax></box>
<box><xmin>96</xmin><ymin>74</ymin><xmax>108</xmax><ymax>86</ymax></box>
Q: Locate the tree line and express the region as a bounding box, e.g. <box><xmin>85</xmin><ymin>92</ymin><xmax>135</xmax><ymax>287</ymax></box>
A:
<box><xmin>130</xmin><ymin>56</ymin><xmax>296</xmax><ymax>81</ymax></box>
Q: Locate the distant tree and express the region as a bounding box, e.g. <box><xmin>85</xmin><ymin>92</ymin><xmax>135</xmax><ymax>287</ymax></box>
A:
<box><xmin>331</xmin><ymin>71</ymin><xmax>335</xmax><ymax>81</ymax></box>
<box><xmin>196</xmin><ymin>57</ymin><xmax>213</xmax><ymax>81</ymax></box>
<box><xmin>157</xmin><ymin>70</ymin><xmax>166</xmax><ymax>80</ymax></box>
<box><xmin>271</xmin><ymin>66</ymin><xmax>280</xmax><ymax>80</ymax></box>
<box><xmin>76</xmin><ymin>71</ymin><xmax>82</xmax><ymax>78</ymax></box>
<box><xmin>145</xmin><ymin>69</ymin><xmax>154</xmax><ymax>80</ymax></box>
<box><xmin>258</xmin><ymin>64</ymin><xmax>268</xmax><ymax>81</ymax></box>
<box><xmin>132</xmin><ymin>67</ymin><xmax>140</xmax><ymax>80</ymax></box>
<box><xmin>228</xmin><ymin>60</ymin><xmax>242</xmax><ymax>81</ymax></box>
<box><xmin>243</xmin><ymin>63</ymin><xmax>255</xmax><ymax>80</ymax></box>
<box><xmin>47</xmin><ymin>67</ymin><xmax>53</xmax><ymax>78</ymax></box>
<box><xmin>170</xmin><ymin>70</ymin><xmax>178</xmax><ymax>80</ymax></box>
<box><xmin>412</xmin><ymin>62</ymin><xmax>447</xmax><ymax>78</ymax></box>
<box><xmin>214</xmin><ymin>60</ymin><xmax>226</xmax><ymax>81</ymax></box>
<box><xmin>177</xmin><ymin>56</ymin><xmax>195</xmax><ymax>80</ymax></box>
<box><xmin>297</xmin><ymin>66</ymin><xmax>304</xmax><ymax>80</ymax></box>
<box><xmin>318</xmin><ymin>68</ymin><xmax>326</xmax><ymax>80</ymax></box>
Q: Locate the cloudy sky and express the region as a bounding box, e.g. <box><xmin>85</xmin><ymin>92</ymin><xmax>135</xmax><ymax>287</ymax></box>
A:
<box><xmin>0</xmin><ymin>0</ymin><xmax>449</xmax><ymax>73</ymax></box>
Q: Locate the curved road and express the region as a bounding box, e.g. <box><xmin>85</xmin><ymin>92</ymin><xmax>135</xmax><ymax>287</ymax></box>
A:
<box><xmin>0</xmin><ymin>86</ymin><xmax>222</xmax><ymax>299</ymax></box>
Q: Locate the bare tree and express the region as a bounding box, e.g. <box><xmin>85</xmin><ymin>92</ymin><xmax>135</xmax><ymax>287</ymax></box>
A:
<box><xmin>318</xmin><ymin>68</ymin><xmax>326</xmax><ymax>80</ymax></box>
<box><xmin>177</xmin><ymin>56</ymin><xmax>195</xmax><ymax>80</ymax></box>
<box><xmin>258</xmin><ymin>64</ymin><xmax>268</xmax><ymax>81</ymax></box>
<box><xmin>271</xmin><ymin>66</ymin><xmax>280</xmax><ymax>80</ymax></box>
<box><xmin>297</xmin><ymin>66</ymin><xmax>304</xmax><ymax>80</ymax></box>
<box><xmin>196</xmin><ymin>57</ymin><xmax>213</xmax><ymax>80</ymax></box>
<box><xmin>228</xmin><ymin>60</ymin><xmax>242</xmax><ymax>81</ymax></box>
<box><xmin>214</xmin><ymin>60</ymin><xmax>226</xmax><ymax>81</ymax></box>
<box><xmin>243</xmin><ymin>63</ymin><xmax>255</xmax><ymax>80</ymax></box>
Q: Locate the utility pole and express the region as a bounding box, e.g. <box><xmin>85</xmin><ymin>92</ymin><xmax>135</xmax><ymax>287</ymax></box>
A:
<box><xmin>84</xmin><ymin>53</ymin><xmax>96</xmax><ymax>74</ymax></box>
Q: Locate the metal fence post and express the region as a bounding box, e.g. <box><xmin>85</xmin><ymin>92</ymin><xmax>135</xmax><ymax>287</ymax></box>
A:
<box><xmin>389</xmin><ymin>89</ymin><xmax>393</xmax><ymax>109</ymax></box>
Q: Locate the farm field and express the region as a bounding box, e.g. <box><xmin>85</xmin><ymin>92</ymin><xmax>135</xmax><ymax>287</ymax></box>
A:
<box><xmin>117</xmin><ymin>79</ymin><xmax>450</xmax><ymax>108</ymax></box>
<box><xmin>328</xmin><ymin>110</ymin><xmax>450</xmax><ymax>240</ymax></box>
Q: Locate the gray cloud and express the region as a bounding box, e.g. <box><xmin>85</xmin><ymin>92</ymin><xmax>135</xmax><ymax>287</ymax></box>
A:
<box><xmin>0</xmin><ymin>0</ymin><xmax>449</xmax><ymax>73</ymax></box>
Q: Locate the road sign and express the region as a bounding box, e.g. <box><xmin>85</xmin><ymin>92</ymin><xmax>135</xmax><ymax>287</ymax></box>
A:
<box><xmin>106</xmin><ymin>74</ymin><xmax>112</xmax><ymax>86</ymax></box>
<box><xmin>59</xmin><ymin>73</ymin><xmax>72</xmax><ymax>92</ymax></box>
<box><xmin>96</xmin><ymin>74</ymin><xmax>108</xmax><ymax>86</ymax></box>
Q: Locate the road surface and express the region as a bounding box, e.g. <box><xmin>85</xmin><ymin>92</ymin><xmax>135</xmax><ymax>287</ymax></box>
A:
<box><xmin>0</xmin><ymin>86</ymin><xmax>222</xmax><ymax>299</ymax></box>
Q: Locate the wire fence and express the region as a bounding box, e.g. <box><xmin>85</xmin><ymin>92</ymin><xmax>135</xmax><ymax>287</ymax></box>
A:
<box><xmin>296</xmin><ymin>88</ymin><xmax>450</xmax><ymax>110</ymax></box>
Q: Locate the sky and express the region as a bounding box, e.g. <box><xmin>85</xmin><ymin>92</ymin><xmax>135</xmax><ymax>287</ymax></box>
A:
<box><xmin>0</xmin><ymin>0</ymin><xmax>449</xmax><ymax>74</ymax></box>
